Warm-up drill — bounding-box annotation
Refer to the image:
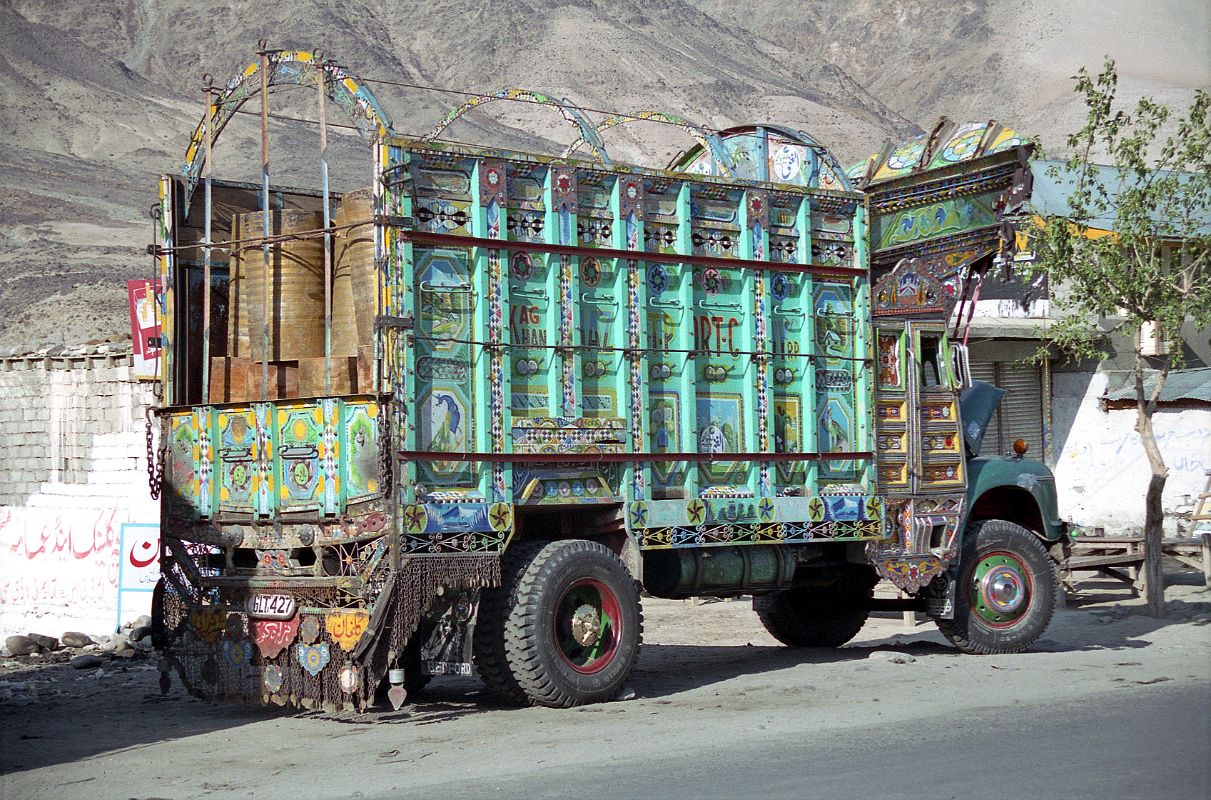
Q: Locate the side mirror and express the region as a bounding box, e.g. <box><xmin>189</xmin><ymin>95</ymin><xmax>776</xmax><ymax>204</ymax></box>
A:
<box><xmin>951</xmin><ymin>342</ymin><xmax>972</xmax><ymax>390</ymax></box>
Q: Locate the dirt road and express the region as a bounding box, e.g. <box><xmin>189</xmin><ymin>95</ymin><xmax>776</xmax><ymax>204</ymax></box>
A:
<box><xmin>2</xmin><ymin>571</ymin><xmax>1208</xmax><ymax>800</ymax></box>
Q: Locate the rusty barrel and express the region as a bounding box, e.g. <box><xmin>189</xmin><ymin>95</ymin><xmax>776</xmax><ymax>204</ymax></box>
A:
<box><xmin>332</xmin><ymin>188</ymin><xmax>377</xmax><ymax>355</ymax></box>
<box><xmin>233</xmin><ymin>209</ymin><xmax>325</xmax><ymax>361</ymax></box>
<box><xmin>227</xmin><ymin>213</ymin><xmax>251</xmax><ymax>357</ymax></box>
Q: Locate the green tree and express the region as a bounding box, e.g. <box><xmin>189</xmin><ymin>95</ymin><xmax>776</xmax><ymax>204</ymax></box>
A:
<box><xmin>1028</xmin><ymin>59</ymin><xmax>1211</xmax><ymax>617</ymax></box>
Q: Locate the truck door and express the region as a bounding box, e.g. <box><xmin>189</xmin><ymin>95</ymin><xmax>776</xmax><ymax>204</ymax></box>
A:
<box><xmin>908</xmin><ymin>322</ymin><xmax>964</xmax><ymax>493</ymax></box>
<box><xmin>873</xmin><ymin>321</ymin><xmax>964</xmax><ymax>494</ymax></box>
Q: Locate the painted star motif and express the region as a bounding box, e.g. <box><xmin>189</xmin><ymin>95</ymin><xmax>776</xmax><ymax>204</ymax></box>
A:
<box><xmin>687</xmin><ymin>500</ymin><xmax>706</xmax><ymax>525</ymax></box>
<box><xmin>489</xmin><ymin>503</ymin><xmax>511</xmax><ymax>531</ymax></box>
<box><xmin>404</xmin><ymin>505</ymin><xmax>427</xmax><ymax>533</ymax></box>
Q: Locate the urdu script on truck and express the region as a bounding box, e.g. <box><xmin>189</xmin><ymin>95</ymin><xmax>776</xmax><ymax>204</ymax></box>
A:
<box><xmin>149</xmin><ymin>49</ymin><xmax>1064</xmax><ymax>711</ymax></box>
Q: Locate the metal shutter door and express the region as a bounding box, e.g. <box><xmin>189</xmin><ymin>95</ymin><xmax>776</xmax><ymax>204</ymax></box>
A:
<box><xmin>997</xmin><ymin>362</ymin><xmax>1044</xmax><ymax>455</ymax></box>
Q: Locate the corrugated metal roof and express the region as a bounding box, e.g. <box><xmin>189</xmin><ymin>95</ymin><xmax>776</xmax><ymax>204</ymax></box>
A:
<box><xmin>1029</xmin><ymin>160</ymin><xmax>1211</xmax><ymax>236</ymax></box>
<box><xmin>1105</xmin><ymin>367</ymin><xmax>1211</xmax><ymax>405</ymax></box>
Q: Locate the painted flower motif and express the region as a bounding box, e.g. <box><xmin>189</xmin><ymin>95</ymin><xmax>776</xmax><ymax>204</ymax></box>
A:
<box><xmin>942</xmin><ymin>130</ymin><xmax>982</xmax><ymax>161</ymax></box>
<box><xmin>297</xmin><ymin>642</ymin><xmax>331</xmax><ymax>676</ymax></box>
<box><xmin>580</xmin><ymin>258</ymin><xmax>601</xmax><ymax>288</ymax></box>
<box><xmin>886</xmin><ymin>139</ymin><xmax>925</xmax><ymax>170</ymax></box>
<box><xmin>646</xmin><ymin>264</ymin><xmax>668</xmax><ymax>295</ymax></box>
<box><xmin>222</xmin><ymin>638</ymin><xmax>253</xmax><ymax>668</ymax></box>
<box><xmin>510</xmin><ymin>252</ymin><xmax>534</xmax><ymax>280</ymax></box>
<box><xmin>771</xmin><ymin>273</ymin><xmax>791</xmax><ymax>301</ymax></box>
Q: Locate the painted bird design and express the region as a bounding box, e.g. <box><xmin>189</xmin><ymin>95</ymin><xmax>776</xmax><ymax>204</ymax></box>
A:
<box><xmin>822</xmin><ymin>406</ymin><xmax>849</xmax><ymax>452</ymax></box>
<box><xmin>429</xmin><ymin>393</ymin><xmax>462</xmax><ymax>452</ymax></box>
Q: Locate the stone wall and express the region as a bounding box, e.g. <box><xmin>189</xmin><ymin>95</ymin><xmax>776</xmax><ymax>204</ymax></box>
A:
<box><xmin>0</xmin><ymin>343</ymin><xmax>160</xmax><ymax>636</ymax></box>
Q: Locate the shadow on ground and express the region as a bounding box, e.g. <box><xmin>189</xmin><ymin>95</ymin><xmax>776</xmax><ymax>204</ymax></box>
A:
<box><xmin>0</xmin><ymin>658</ymin><xmax>293</xmax><ymax>775</ymax></box>
<box><xmin>3</xmin><ymin>569</ymin><xmax>1206</xmax><ymax>772</ymax></box>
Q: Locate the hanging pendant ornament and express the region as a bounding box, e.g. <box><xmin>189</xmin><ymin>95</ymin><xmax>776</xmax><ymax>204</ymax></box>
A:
<box><xmin>300</xmin><ymin>614</ymin><xmax>321</xmax><ymax>645</ymax></box>
<box><xmin>338</xmin><ymin>663</ymin><xmax>360</xmax><ymax>695</ymax></box>
<box><xmin>263</xmin><ymin>664</ymin><xmax>284</xmax><ymax>694</ymax></box>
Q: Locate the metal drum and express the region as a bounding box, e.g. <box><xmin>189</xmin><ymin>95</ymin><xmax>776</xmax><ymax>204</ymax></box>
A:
<box><xmin>234</xmin><ymin>209</ymin><xmax>325</xmax><ymax>361</ymax></box>
<box><xmin>332</xmin><ymin>188</ymin><xmax>377</xmax><ymax>355</ymax></box>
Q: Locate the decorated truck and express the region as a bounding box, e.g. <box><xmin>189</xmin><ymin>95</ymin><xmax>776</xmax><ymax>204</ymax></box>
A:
<box><xmin>150</xmin><ymin>48</ymin><xmax>1063</xmax><ymax>711</ymax></box>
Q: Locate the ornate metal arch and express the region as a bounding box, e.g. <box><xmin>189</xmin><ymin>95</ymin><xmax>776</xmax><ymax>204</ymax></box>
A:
<box><xmin>422</xmin><ymin>88</ymin><xmax>611</xmax><ymax>164</ymax></box>
<box><xmin>180</xmin><ymin>50</ymin><xmax>394</xmax><ymax>205</ymax></box>
<box><xmin>771</xmin><ymin>125</ymin><xmax>854</xmax><ymax>192</ymax></box>
<box><xmin>669</xmin><ymin>124</ymin><xmax>853</xmax><ymax>191</ymax></box>
<box><xmin>562</xmin><ymin>111</ymin><xmax>732</xmax><ymax>177</ymax></box>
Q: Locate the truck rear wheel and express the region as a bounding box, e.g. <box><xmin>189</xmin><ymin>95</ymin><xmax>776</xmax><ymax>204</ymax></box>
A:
<box><xmin>474</xmin><ymin>539</ymin><xmax>642</xmax><ymax>708</ymax></box>
<box><xmin>753</xmin><ymin>566</ymin><xmax>877</xmax><ymax>647</ymax></box>
<box><xmin>936</xmin><ymin>519</ymin><xmax>1057</xmax><ymax>655</ymax></box>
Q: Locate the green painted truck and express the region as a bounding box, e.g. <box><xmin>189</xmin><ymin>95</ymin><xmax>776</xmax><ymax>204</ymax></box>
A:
<box><xmin>150</xmin><ymin>50</ymin><xmax>1063</xmax><ymax>711</ymax></box>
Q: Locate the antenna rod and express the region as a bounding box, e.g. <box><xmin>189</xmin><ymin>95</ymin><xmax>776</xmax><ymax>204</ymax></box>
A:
<box><xmin>318</xmin><ymin>57</ymin><xmax>332</xmax><ymax>396</ymax></box>
<box><xmin>201</xmin><ymin>77</ymin><xmax>214</xmax><ymax>404</ymax></box>
<box><xmin>259</xmin><ymin>45</ymin><xmax>271</xmax><ymax>401</ymax></box>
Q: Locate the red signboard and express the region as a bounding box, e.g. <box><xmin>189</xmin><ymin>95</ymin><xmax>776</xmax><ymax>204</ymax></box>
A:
<box><xmin>128</xmin><ymin>279</ymin><xmax>161</xmax><ymax>380</ymax></box>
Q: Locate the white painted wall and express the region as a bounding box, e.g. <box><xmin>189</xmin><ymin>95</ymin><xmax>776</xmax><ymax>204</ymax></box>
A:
<box><xmin>1052</xmin><ymin>371</ymin><xmax>1210</xmax><ymax>535</ymax></box>
<box><xmin>0</xmin><ymin>350</ymin><xmax>159</xmax><ymax>638</ymax></box>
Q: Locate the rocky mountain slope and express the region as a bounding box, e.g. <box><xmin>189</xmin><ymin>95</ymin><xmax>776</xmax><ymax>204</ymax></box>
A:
<box><xmin>0</xmin><ymin>0</ymin><xmax>1205</xmax><ymax>350</ymax></box>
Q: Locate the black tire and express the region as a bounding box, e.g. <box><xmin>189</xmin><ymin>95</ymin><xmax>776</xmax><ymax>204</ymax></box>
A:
<box><xmin>753</xmin><ymin>566</ymin><xmax>878</xmax><ymax>648</ymax></box>
<box><xmin>401</xmin><ymin>622</ymin><xmax>434</xmax><ymax>696</ymax></box>
<box><xmin>150</xmin><ymin>578</ymin><xmax>168</xmax><ymax>650</ymax></box>
<box><xmin>936</xmin><ymin>519</ymin><xmax>1057</xmax><ymax>655</ymax></box>
<box><xmin>476</xmin><ymin>539</ymin><xmax>643</xmax><ymax>708</ymax></box>
<box><xmin>473</xmin><ymin>539</ymin><xmax>547</xmax><ymax>705</ymax></box>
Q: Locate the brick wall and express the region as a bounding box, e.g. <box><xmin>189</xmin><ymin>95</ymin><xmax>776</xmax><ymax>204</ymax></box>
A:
<box><xmin>0</xmin><ymin>343</ymin><xmax>160</xmax><ymax>635</ymax></box>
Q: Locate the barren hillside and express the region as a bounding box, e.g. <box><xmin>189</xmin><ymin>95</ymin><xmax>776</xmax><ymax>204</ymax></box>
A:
<box><xmin>0</xmin><ymin>0</ymin><xmax>1205</xmax><ymax>350</ymax></box>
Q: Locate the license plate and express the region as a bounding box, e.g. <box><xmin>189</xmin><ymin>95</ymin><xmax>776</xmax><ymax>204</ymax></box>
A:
<box><xmin>423</xmin><ymin>659</ymin><xmax>472</xmax><ymax>677</ymax></box>
<box><xmin>245</xmin><ymin>593</ymin><xmax>296</xmax><ymax>620</ymax></box>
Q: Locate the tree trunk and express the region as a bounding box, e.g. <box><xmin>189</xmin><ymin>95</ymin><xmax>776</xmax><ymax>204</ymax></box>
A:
<box><xmin>1135</xmin><ymin>353</ymin><xmax>1171</xmax><ymax>617</ymax></box>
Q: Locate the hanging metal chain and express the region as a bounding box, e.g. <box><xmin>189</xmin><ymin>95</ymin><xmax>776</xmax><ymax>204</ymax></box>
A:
<box><xmin>145</xmin><ymin>407</ymin><xmax>165</xmax><ymax>500</ymax></box>
<box><xmin>378</xmin><ymin>399</ymin><xmax>394</xmax><ymax>495</ymax></box>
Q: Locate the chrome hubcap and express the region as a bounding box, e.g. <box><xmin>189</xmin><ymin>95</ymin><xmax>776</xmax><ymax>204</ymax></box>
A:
<box><xmin>981</xmin><ymin>565</ymin><xmax>1026</xmax><ymax>614</ymax></box>
<box><xmin>570</xmin><ymin>604</ymin><xmax>601</xmax><ymax>646</ymax></box>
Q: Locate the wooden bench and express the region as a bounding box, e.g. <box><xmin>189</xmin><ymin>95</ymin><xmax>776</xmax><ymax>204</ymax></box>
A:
<box><xmin>1063</xmin><ymin>532</ymin><xmax>1211</xmax><ymax>593</ymax></box>
<box><xmin>1064</xmin><ymin>535</ymin><xmax>1146</xmax><ymax>592</ymax></box>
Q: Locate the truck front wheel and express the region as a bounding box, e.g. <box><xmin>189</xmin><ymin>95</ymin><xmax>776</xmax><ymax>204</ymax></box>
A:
<box><xmin>936</xmin><ymin>519</ymin><xmax>1057</xmax><ymax>655</ymax></box>
<box><xmin>474</xmin><ymin>539</ymin><xmax>642</xmax><ymax>708</ymax></box>
<box><xmin>753</xmin><ymin>566</ymin><xmax>878</xmax><ymax>647</ymax></box>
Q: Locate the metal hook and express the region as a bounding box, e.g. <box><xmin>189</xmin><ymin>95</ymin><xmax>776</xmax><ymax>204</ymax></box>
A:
<box><xmin>149</xmin><ymin>204</ymin><xmax>162</xmax><ymax>221</ymax></box>
<box><xmin>201</xmin><ymin>72</ymin><xmax>213</xmax><ymax>90</ymax></box>
<box><xmin>257</xmin><ymin>37</ymin><xmax>269</xmax><ymax>53</ymax></box>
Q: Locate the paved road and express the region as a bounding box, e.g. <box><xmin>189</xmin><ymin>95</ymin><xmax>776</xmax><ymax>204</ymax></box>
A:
<box><xmin>404</xmin><ymin>683</ymin><xmax>1210</xmax><ymax>800</ymax></box>
<box><xmin>4</xmin><ymin>595</ymin><xmax>1209</xmax><ymax>800</ymax></box>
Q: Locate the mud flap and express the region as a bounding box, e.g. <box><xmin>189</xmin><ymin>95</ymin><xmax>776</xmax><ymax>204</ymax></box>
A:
<box><xmin>926</xmin><ymin>573</ymin><xmax>956</xmax><ymax>619</ymax></box>
<box><xmin>418</xmin><ymin>590</ymin><xmax>479</xmax><ymax>677</ymax></box>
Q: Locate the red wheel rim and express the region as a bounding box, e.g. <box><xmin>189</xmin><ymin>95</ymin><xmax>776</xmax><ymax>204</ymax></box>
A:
<box><xmin>553</xmin><ymin>577</ymin><xmax>622</xmax><ymax>674</ymax></box>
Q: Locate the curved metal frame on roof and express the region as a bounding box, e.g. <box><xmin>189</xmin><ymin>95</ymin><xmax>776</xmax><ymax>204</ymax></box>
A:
<box><xmin>180</xmin><ymin>50</ymin><xmax>395</xmax><ymax>204</ymax></box>
<box><xmin>422</xmin><ymin>88</ymin><xmax>611</xmax><ymax>164</ymax></box>
<box><xmin>562</xmin><ymin>111</ymin><xmax>733</xmax><ymax>177</ymax></box>
<box><xmin>852</xmin><ymin>119</ymin><xmax>1027</xmax><ymax>186</ymax></box>
<box><xmin>669</xmin><ymin>123</ymin><xmax>854</xmax><ymax>191</ymax></box>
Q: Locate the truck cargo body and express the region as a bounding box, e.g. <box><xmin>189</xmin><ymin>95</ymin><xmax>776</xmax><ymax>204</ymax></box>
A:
<box><xmin>152</xmin><ymin>50</ymin><xmax>1061</xmax><ymax>710</ymax></box>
